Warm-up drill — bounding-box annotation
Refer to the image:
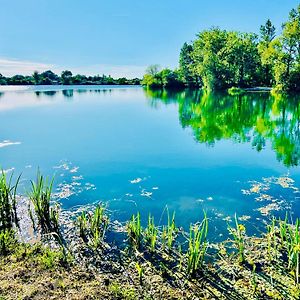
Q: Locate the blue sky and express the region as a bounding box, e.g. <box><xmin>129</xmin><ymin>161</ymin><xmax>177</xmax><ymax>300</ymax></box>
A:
<box><xmin>0</xmin><ymin>0</ymin><xmax>299</xmax><ymax>78</ymax></box>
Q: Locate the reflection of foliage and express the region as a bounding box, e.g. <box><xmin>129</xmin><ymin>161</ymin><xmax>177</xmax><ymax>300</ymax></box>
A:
<box><xmin>144</xmin><ymin>88</ymin><xmax>300</xmax><ymax>167</ymax></box>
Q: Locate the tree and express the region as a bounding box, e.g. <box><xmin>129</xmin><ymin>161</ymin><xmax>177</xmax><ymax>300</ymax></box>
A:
<box><xmin>32</xmin><ymin>71</ymin><xmax>40</xmax><ymax>85</ymax></box>
<box><xmin>258</xmin><ymin>19</ymin><xmax>276</xmax><ymax>86</ymax></box>
<box><xmin>179</xmin><ymin>43</ymin><xmax>198</xmax><ymax>86</ymax></box>
<box><xmin>61</xmin><ymin>70</ymin><xmax>73</xmax><ymax>85</ymax></box>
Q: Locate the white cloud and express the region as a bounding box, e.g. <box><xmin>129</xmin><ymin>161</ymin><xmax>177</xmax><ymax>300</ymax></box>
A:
<box><xmin>0</xmin><ymin>58</ymin><xmax>146</xmax><ymax>78</ymax></box>
<box><xmin>0</xmin><ymin>58</ymin><xmax>55</xmax><ymax>76</ymax></box>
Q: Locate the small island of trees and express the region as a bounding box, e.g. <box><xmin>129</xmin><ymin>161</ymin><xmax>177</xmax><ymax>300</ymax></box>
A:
<box><xmin>0</xmin><ymin>70</ymin><xmax>141</xmax><ymax>86</ymax></box>
<box><xmin>142</xmin><ymin>4</ymin><xmax>300</xmax><ymax>93</ymax></box>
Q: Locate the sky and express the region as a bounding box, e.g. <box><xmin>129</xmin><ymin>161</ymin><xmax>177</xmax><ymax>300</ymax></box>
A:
<box><xmin>0</xmin><ymin>0</ymin><xmax>299</xmax><ymax>78</ymax></box>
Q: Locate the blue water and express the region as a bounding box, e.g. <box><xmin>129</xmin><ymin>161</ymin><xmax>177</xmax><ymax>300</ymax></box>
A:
<box><xmin>1</xmin><ymin>86</ymin><xmax>299</xmax><ymax>239</ymax></box>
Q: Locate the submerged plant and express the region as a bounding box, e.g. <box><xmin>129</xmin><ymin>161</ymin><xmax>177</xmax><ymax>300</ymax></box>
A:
<box><xmin>144</xmin><ymin>214</ymin><xmax>158</xmax><ymax>252</ymax></box>
<box><xmin>228</xmin><ymin>214</ymin><xmax>246</xmax><ymax>264</ymax></box>
<box><xmin>186</xmin><ymin>213</ymin><xmax>208</xmax><ymax>277</ymax></box>
<box><xmin>127</xmin><ymin>212</ymin><xmax>142</xmax><ymax>249</ymax></box>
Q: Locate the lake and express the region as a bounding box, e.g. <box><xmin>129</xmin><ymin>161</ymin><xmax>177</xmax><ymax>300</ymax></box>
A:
<box><xmin>1</xmin><ymin>86</ymin><xmax>300</xmax><ymax>240</ymax></box>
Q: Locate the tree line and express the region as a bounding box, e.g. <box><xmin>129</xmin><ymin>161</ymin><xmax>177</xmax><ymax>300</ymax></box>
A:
<box><xmin>142</xmin><ymin>4</ymin><xmax>300</xmax><ymax>93</ymax></box>
<box><xmin>0</xmin><ymin>70</ymin><xmax>141</xmax><ymax>86</ymax></box>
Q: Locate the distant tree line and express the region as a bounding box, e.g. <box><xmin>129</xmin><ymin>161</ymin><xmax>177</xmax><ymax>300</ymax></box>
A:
<box><xmin>0</xmin><ymin>70</ymin><xmax>141</xmax><ymax>86</ymax></box>
<box><xmin>142</xmin><ymin>4</ymin><xmax>300</xmax><ymax>93</ymax></box>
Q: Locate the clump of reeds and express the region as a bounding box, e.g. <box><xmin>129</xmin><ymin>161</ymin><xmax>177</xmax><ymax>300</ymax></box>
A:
<box><xmin>186</xmin><ymin>213</ymin><xmax>208</xmax><ymax>277</ymax></box>
<box><xmin>127</xmin><ymin>212</ymin><xmax>142</xmax><ymax>249</ymax></box>
<box><xmin>144</xmin><ymin>214</ymin><xmax>158</xmax><ymax>253</ymax></box>
<box><xmin>0</xmin><ymin>171</ymin><xmax>20</xmax><ymax>231</ymax></box>
<box><xmin>77</xmin><ymin>204</ymin><xmax>109</xmax><ymax>249</ymax></box>
<box><xmin>162</xmin><ymin>211</ymin><xmax>177</xmax><ymax>251</ymax></box>
<box><xmin>228</xmin><ymin>214</ymin><xmax>246</xmax><ymax>264</ymax></box>
<box><xmin>287</xmin><ymin>218</ymin><xmax>300</xmax><ymax>284</ymax></box>
<box><xmin>28</xmin><ymin>173</ymin><xmax>60</xmax><ymax>235</ymax></box>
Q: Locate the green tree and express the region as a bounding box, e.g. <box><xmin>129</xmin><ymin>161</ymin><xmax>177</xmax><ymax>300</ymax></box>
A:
<box><xmin>61</xmin><ymin>70</ymin><xmax>73</xmax><ymax>85</ymax></box>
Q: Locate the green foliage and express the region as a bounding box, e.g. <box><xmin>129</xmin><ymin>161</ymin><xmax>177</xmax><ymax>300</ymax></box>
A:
<box><xmin>127</xmin><ymin>212</ymin><xmax>142</xmax><ymax>249</ymax></box>
<box><xmin>186</xmin><ymin>213</ymin><xmax>208</xmax><ymax>276</ymax></box>
<box><xmin>76</xmin><ymin>204</ymin><xmax>109</xmax><ymax>249</ymax></box>
<box><xmin>143</xmin><ymin>4</ymin><xmax>300</xmax><ymax>93</ymax></box>
<box><xmin>28</xmin><ymin>173</ymin><xmax>60</xmax><ymax>235</ymax></box>
<box><xmin>0</xmin><ymin>229</ymin><xmax>16</xmax><ymax>256</ymax></box>
<box><xmin>228</xmin><ymin>214</ymin><xmax>246</xmax><ymax>264</ymax></box>
<box><xmin>144</xmin><ymin>214</ymin><xmax>158</xmax><ymax>252</ymax></box>
<box><xmin>0</xmin><ymin>171</ymin><xmax>20</xmax><ymax>231</ymax></box>
<box><xmin>162</xmin><ymin>211</ymin><xmax>177</xmax><ymax>251</ymax></box>
<box><xmin>109</xmin><ymin>282</ymin><xmax>136</xmax><ymax>299</ymax></box>
<box><xmin>142</xmin><ymin>65</ymin><xmax>184</xmax><ymax>89</ymax></box>
<box><xmin>0</xmin><ymin>70</ymin><xmax>141</xmax><ymax>86</ymax></box>
<box><xmin>135</xmin><ymin>262</ymin><xmax>144</xmax><ymax>284</ymax></box>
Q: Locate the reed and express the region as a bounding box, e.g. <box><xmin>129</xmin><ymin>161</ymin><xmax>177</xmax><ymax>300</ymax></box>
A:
<box><xmin>76</xmin><ymin>204</ymin><xmax>108</xmax><ymax>249</ymax></box>
<box><xmin>90</xmin><ymin>204</ymin><xmax>108</xmax><ymax>249</ymax></box>
<box><xmin>29</xmin><ymin>173</ymin><xmax>60</xmax><ymax>235</ymax></box>
<box><xmin>228</xmin><ymin>214</ymin><xmax>246</xmax><ymax>264</ymax></box>
<box><xmin>287</xmin><ymin>218</ymin><xmax>300</xmax><ymax>284</ymax></box>
<box><xmin>144</xmin><ymin>214</ymin><xmax>158</xmax><ymax>252</ymax></box>
<box><xmin>127</xmin><ymin>212</ymin><xmax>142</xmax><ymax>249</ymax></box>
<box><xmin>186</xmin><ymin>213</ymin><xmax>208</xmax><ymax>276</ymax></box>
<box><xmin>162</xmin><ymin>211</ymin><xmax>177</xmax><ymax>251</ymax></box>
<box><xmin>0</xmin><ymin>171</ymin><xmax>20</xmax><ymax>231</ymax></box>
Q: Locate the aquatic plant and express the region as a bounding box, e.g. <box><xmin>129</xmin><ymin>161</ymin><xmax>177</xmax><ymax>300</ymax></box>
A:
<box><xmin>228</xmin><ymin>214</ymin><xmax>246</xmax><ymax>264</ymax></box>
<box><xmin>186</xmin><ymin>213</ymin><xmax>208</xmax><ymax>276</ymax></box>
<box><xmin>162</xmin><ymin>211</ymin><xmax>177</xmax><ymax>251</ymax></box>
<box><xmin>76</xmin><ymin>204</ymin><xmax>109</xmax><ymax>249</ymax></box>
<box><xmin>144</xmin><ymin>214</ymin><xmax>158</xmax><ymax>252</ymax></box>
<box><xmin>287</xmin><ymin>218</ymin><xmax>300</xmax><ymax>284</ymax></box>
<box><xmin>29</xmin><ymin>173</ymin><xmax>60</xmax><ymax>235</ymax></box>
<box><xmin>90</xmin><ymin>204</ymin><xmax>108</xmax><ymax>249</ymax></box>
<box><xmin>0</xmin><ymin>171</ymin><xmax>20</xmax><ymax>231</ymax></box>
<box><xmin>135</xmin><ymin>262</ymin><xmax>144</xmax><ymax>285</ymax></box>
<box><xmin>127</xmin><ymin>212</ymin><xmax>142</xmax><ymax>249</ymax></box>
<box><xmin>77</xmin><ymin>210</ymin><xmax>88</xmax><ymax>239</ymax></box>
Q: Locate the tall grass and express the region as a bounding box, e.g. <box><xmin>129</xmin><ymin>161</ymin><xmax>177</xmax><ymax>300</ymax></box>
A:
<box><xmin>228</xmin><ymin>214</ymin><xmax>246</xmax><ymax>264</ymax></box>
<box><xmin>127</xmin><ymin>212</ymin><xmax>142</xmax><ymax>249</ymax></box>
<box><xmin>28</xmin><ymin>173</ymin><xmax>59</xmax><ymax>235</ymax></box>
<box><xmin>162</xmin><ymin>211</ymin><xmax>177</xmax><ymax>251</ymax></box>
<box><xmin>144</xmin><ymin>214</ymin><xmax>158</xmax><ymax>252</ymax></box>
<box><xmin>287</xmin><ymin>218</ymin><xmax>300</xmax><ymax>284</ymax></box>
<box><xmin>186</xmin><ymin>213</ymin><xmax>208</xmax><ymax>276</ymax></box>
<box><xmin>0</xmin><ymin>171</ymin><xmax>20</xmax><ymax>231</ymax></box>
<box><xmin>77</xmin><ymin>204</ymin><xmax>109</xmax><ymax>249</ymax></box>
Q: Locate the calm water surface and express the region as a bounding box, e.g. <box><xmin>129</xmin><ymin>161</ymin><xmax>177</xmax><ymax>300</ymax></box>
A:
<box><xmin>1</xmin><ymin>86</ymin><xmax>300</xmax><ymax>239</ymax></box>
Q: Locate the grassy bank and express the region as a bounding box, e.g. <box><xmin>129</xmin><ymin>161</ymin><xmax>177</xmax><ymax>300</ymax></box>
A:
<box><xmin>1</xmin><ymin>172</ymin><xmax>300</xmax><ymax>299</ymax></box>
